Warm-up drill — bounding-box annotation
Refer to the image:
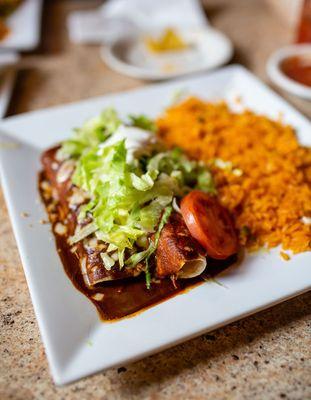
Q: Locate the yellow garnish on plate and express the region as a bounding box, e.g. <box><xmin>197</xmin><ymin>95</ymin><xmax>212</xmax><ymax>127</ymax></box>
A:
<box><xmin>146</xmin><ymin>28</ymin><xmax>188</xmax><ymax>53</ymax></box>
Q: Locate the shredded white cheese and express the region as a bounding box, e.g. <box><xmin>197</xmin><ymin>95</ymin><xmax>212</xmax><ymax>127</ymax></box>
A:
<box><xmin>98</xmin><ymin>125</ymin><xmax>157</xmax><ymax>163</ymax></box>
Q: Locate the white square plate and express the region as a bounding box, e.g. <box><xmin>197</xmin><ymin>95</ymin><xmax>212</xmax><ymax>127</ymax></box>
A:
<box><xmin>0</xmin><ymin>65</ymin><xmax>310</xmax><ymax>385</ymax></box>
<box><xmin>0</xmin><ymin>0</ymin><xmax>42</xmax><ymax>51</ymax></box>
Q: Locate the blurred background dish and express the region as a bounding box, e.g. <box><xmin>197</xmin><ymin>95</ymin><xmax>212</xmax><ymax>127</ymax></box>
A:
<box><xmin>101</xmin><ymin>26</ymin><xmax>233</xmax><ymax>80</ymax></box>
<box><xmin>0</xmin><ymin>0</ymin><xmax>42</xmax><ymax>119</ymax></box>
<box><xmin>267</xmin><ymin>44</ymin><xmax>311</xmax><ymax>100</ymax></box>
<box><xmin>69</xmin><ymin>0</ymin><xmax>233</xmax><ymax>80</ymax></box>
<box><xmin>266</xmin><ymin>0</ymin><xmax>311</xmax><ymax>100</ymax></box>
<box><xmin>0</xmin><ymin>0</ymin><xmax>42</xmax><ymax>51</ymax></box>
<box><xmin>68</xmin><ymin>0</ymin><xmax>208</xmax><ymax>45</ymax></box>
<box><xmin>0</xmin><ymin>0</ymin><xmax>22</xmax><ymax>41</ymax></box>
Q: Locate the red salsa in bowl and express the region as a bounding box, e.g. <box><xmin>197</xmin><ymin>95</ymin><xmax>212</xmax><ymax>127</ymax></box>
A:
<box><xmin>280</xmin><ymin>55</ymin><xmax>311</xmax><ymax>87</ymax></box>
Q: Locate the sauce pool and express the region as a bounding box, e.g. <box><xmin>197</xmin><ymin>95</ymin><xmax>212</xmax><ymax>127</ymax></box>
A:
<box><xmin>56</xmin><ymin>230</ymin><xmax>236</xmax><ymax>321</ymax></box>
<box><xmin>39</xmin><ymin>170</ymin><xmax>237</xmax><ymax>322</ymax></box>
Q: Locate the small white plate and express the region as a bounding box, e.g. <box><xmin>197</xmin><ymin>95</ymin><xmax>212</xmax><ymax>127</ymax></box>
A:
<box><xmin>0</xmin><ymin>0</ymin><xmax>43</xmax><ymax>51</ymax></box>
<box><xmin>101</xmin><ymin>27</ymin><xmax>233</xmax><ymax>80</ymax></box>
<box><xmin>267</xmin><ymin>44</ymin><xmax>311</xmax><ymax>100</ymax></box>
<box><xmin>0</xmin><ymin>65</ymin><xmax>310</xmax><ymax>385</ymax></box>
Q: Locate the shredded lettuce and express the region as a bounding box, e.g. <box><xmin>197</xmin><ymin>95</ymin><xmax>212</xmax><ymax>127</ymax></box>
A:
<box><xmin>71</xmin><ymin>140</ymin><xmax>175</xmax><ymax>264</ymax></box>
<box><xmin>129</xmin><ymin>114</ymin><xmax>156</xmax><ymax>132</ymax></box>
<box><xmin>68</xmin><ymin>222</ymin><xmax>97</xmax><ymax>245</ymax></box>
<box><xmin>59</xmin><ymin>108</ymin><xmax>121</xmax><ymax>158</ymax></box>
<box><xmin>63</xmin><ymin>108</ymin><xmax>215</xmax><ymax>269</ymax></box>
<box><xmin>130</xmin><ymin>171</ymin><xmax>156</xmax><ymax>191</ymax></box>
<box><xmin>147</xmin><ymin>148</ymin><xmax>216</xmax><ymax>195</ymax></box>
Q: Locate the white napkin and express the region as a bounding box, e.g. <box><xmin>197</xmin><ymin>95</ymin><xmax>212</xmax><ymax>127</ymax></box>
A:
<box><xmin>67</xmin><ymin>0</ymin><xmax>208</xmax><ymax>44</ymax></box>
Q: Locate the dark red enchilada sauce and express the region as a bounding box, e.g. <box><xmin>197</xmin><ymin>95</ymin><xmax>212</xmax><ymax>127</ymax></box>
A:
<box><xmin>55</xmin><ymin>234</ymin><xmax>235</xmax><ymax>321</ymax></box>
<box><xmin>39</xmin><ymin>150</ymin><xmax>237</xmax><ymax>322</ymax></box>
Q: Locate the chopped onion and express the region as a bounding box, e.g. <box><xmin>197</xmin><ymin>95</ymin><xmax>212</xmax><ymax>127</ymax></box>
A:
<box><xmin>69</xmin><ymin>189</ymin><xmax>87</xmax><ymax>207</ymax></box>
<box><xmin>40</xmin><ymin>180</ymin><xmax>50</xmax><ymax>191</ymax></box>
<box><xmin>110</xmin><ymin>251</ymin><xmax>119</xmax><ymax>261</ymax></box>
<box><xmin>80</xmin><ymin>257</ymin><xmax>90</xmax><ymax>286</ymax></box>
<box><xmin>100</xmin><ymin>253</ymin><xmax>115</xmax><ymax>270</ymax></box>
<box><xmin>92</xmin><ymin>293</ymin><xmax>104</xmax><ymax>301</ymax></box>
<box><xmin>172</xmin><ymin>197</ymin><xmax>181</xmax><ymax>214</ymax></box>
<box><xmin>56</xmin><ymin>160</ymin><xmax>75</xmax><ymax>183</ymax></box>
<box><xmin>107</xmin><ymin>243</ymin><xmax>118</xmax><ymax>253</ymax></box>
<box><xmin>54</xmin><ymin>222</ymin><xmax>67</xmax><ymax>235</ymax></box>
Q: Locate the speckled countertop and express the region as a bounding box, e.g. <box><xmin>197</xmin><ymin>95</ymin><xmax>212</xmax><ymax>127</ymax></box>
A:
<box><xmin>0</xmin><ymin>1</ymin><xmax>310</xmax><ymax>399</ymax></box>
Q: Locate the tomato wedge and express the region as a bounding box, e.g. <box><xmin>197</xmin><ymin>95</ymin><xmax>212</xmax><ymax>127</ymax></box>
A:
<box><xmin>180</xmin><ymin>191</ymin><xmax>238</xmax><ymax>259</ymax></box>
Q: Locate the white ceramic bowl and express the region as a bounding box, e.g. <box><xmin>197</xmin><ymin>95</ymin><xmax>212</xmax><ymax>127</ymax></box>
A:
<box><xmin>101</xmin><ymin>27</ymin><xmax>233</xmax><ymax>81</ymax></box>
<box><xmin>267</xmin><ymin>44</ymin><xmax>311</xmax><ymax>100</ymax></box>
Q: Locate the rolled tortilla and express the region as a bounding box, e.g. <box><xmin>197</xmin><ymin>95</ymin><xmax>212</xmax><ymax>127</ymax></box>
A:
<box><xmin>156</xmin><ymin>212</ymin><xmax>207</xmax><ymax>279</ymax></box>
<box><xmin>176</xmin><ymin>257</ymin><xmax>207</xmax><ymax>279</ymax></box>
<box><xmin>41</xmin><ymin>148</ymin><xmax>207</xmax><ymax>284</ymax></box>
<box><xmin>75</xmin><ymin>240</ymin><xmax>143</xmax><ymax>286</ymax></box>
<box><xmin>41</xmin><ymin>147</ymin><xmax>143</xmax><ymax>286</ymax></box>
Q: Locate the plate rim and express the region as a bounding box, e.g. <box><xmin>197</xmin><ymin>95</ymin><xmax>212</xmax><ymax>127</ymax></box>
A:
<box><xmin>0</xmin><ymin>64</ymin><xmax>310</xmax><ymax>385</ymax></box>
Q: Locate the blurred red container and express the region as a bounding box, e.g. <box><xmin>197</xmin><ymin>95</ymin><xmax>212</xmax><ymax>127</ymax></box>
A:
<box><xmin>296</xmin><ymin>0</ymin><xmax>311</xmax><ymax>42</ymax></box>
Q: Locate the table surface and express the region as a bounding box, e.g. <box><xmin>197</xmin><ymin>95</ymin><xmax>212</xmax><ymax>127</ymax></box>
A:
<box><xmin>1</xmin><ymin>1</ymin><xmax>310</xmax><ymax>399</ymax></box>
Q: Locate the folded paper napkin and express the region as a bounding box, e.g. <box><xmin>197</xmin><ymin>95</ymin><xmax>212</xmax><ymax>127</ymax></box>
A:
<box><xmin>67</xmin><ymin>0</ymin><xmax>208</xmax><ymax>44</ymax></box>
